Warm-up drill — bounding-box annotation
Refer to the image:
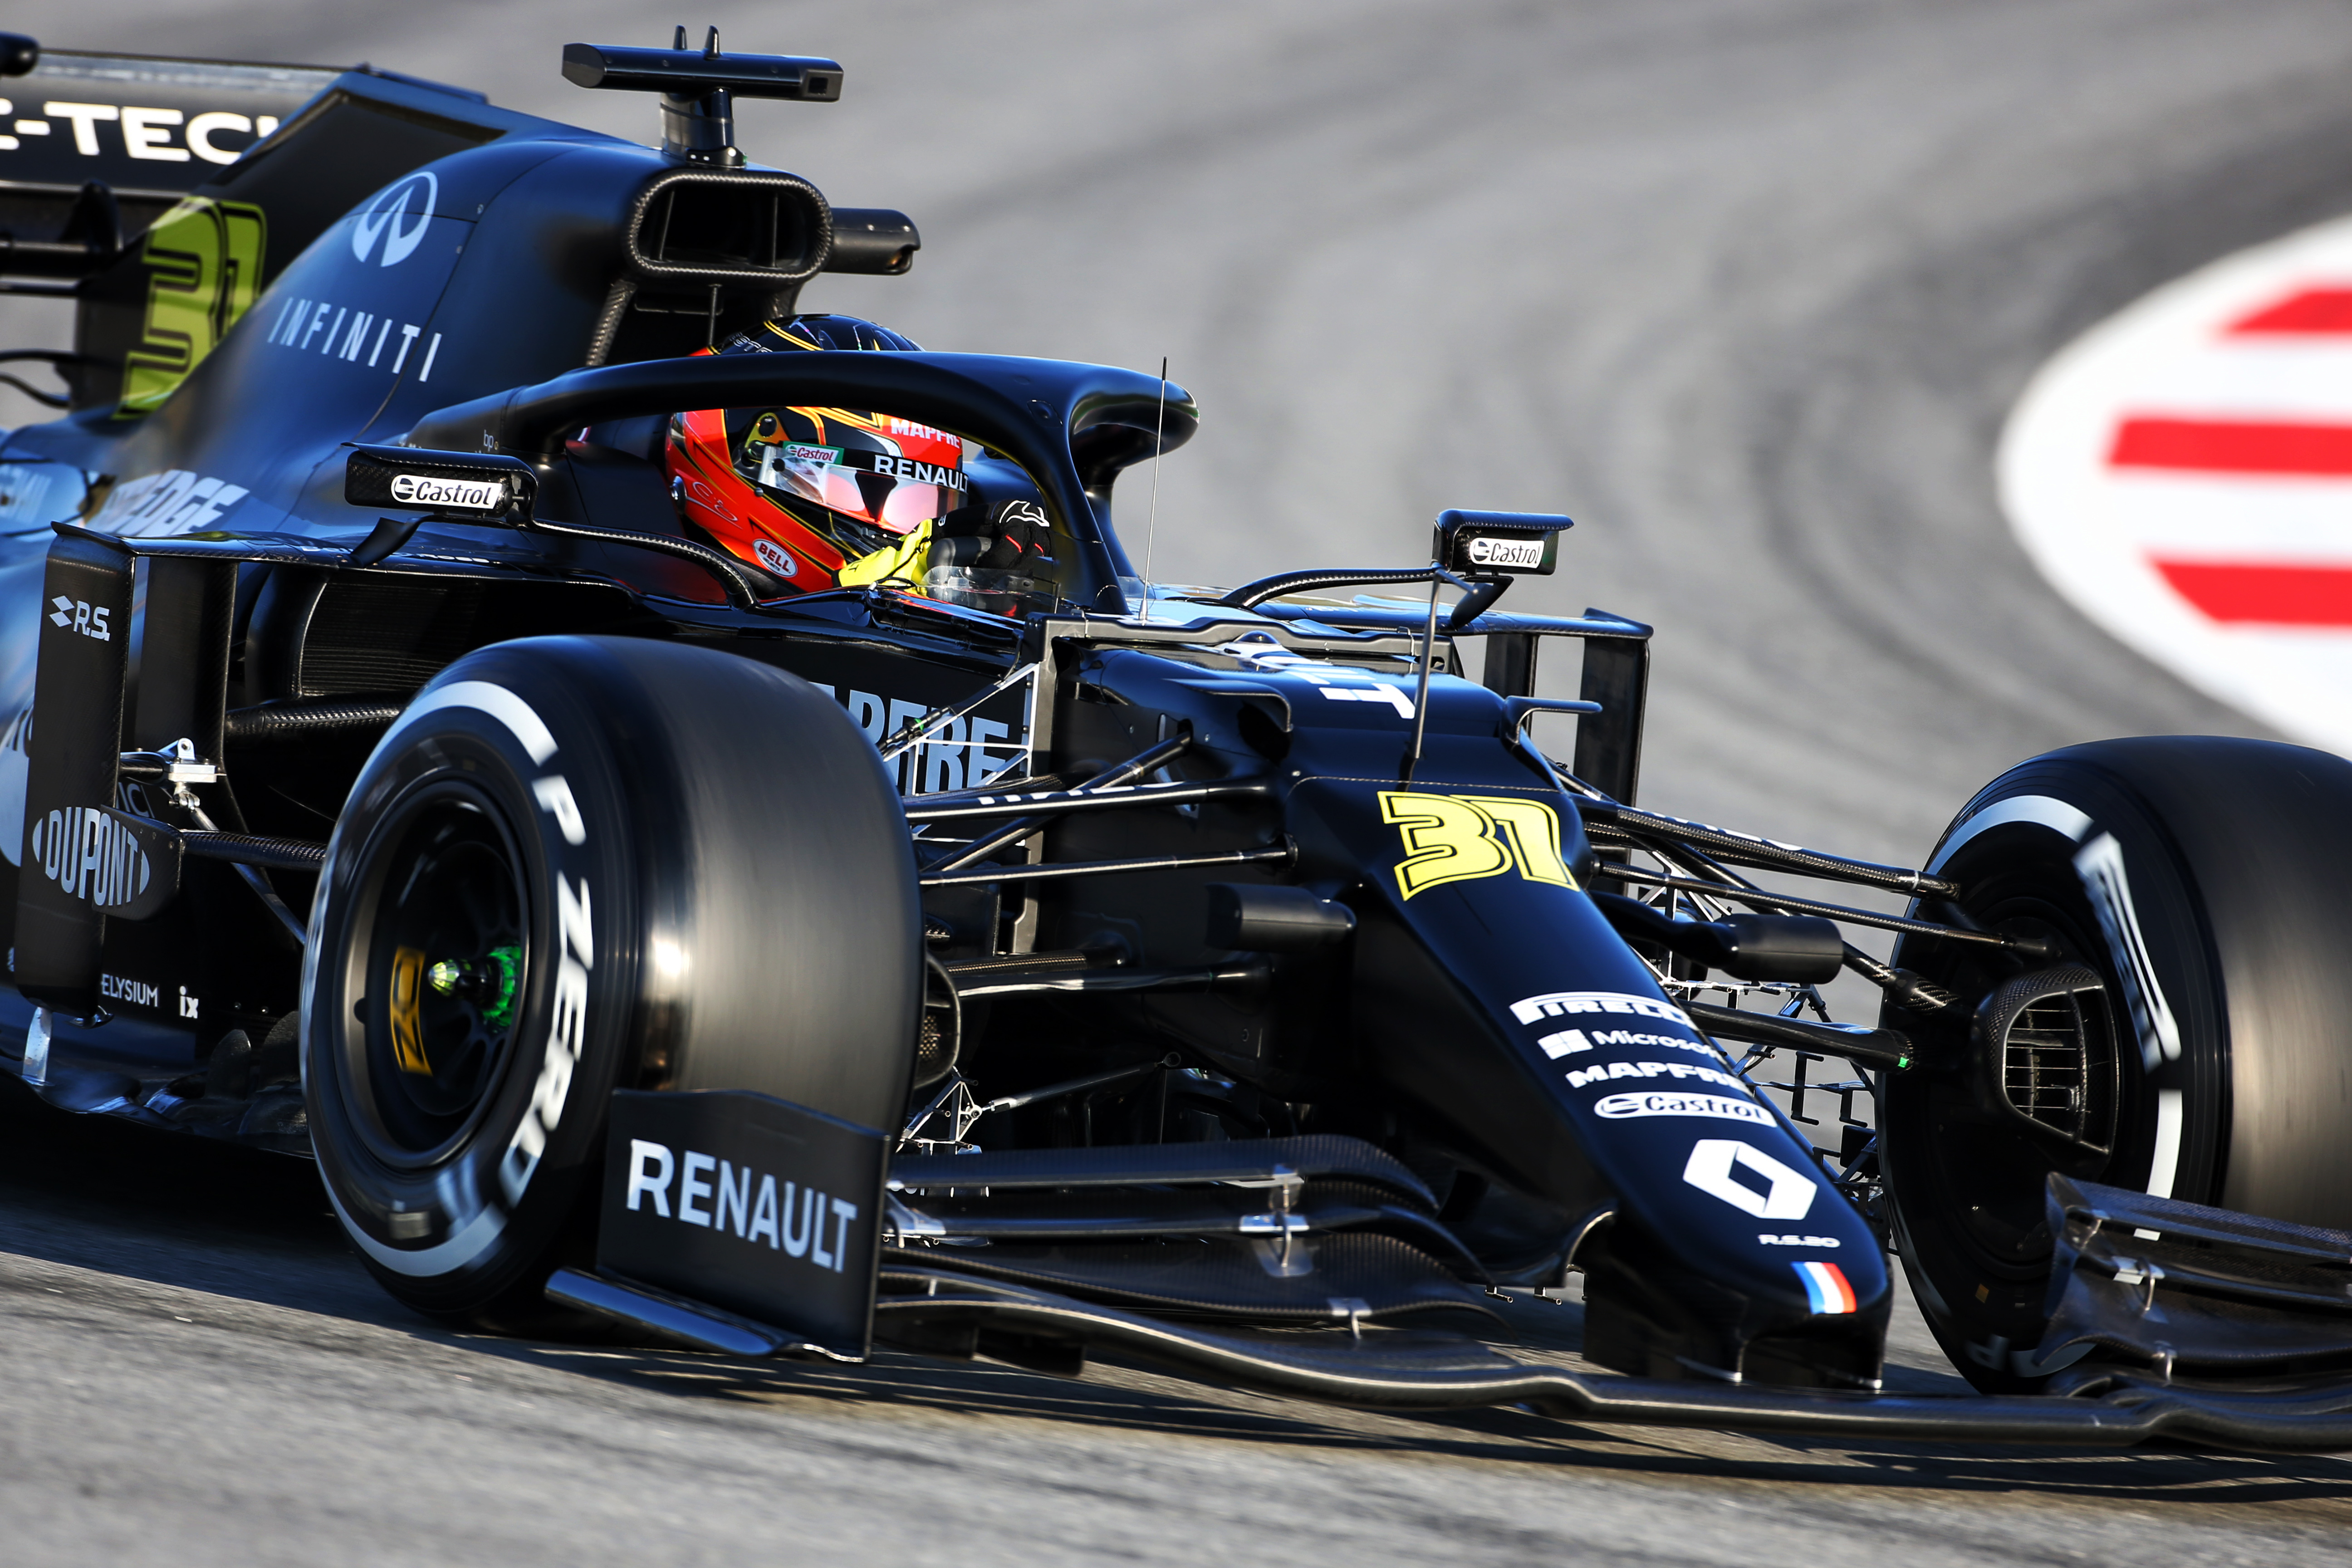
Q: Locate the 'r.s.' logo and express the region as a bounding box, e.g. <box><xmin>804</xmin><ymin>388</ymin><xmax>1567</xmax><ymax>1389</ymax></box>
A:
<box><xmin>1377</xmin><ymin>791</ymin><xmax>1575</xmax><ymax>899</ymax></box>
<box><xmin>47</xmin><ymin>596</ymin><xmax>110</xmax><ymax>641</ymax></box>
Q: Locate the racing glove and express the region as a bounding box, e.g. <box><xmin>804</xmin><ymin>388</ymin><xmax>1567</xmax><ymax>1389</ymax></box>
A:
<box><xmin>936</xmin><ymin>500</ymin><xmax>1049</xmax><ymax>573</ymax></box>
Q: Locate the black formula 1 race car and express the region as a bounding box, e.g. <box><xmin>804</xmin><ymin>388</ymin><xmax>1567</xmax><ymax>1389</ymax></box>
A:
<box><xmin>4</xmin><ymin>31</ymin><xmax>2352</xmax><ymax>1451</ymax></box>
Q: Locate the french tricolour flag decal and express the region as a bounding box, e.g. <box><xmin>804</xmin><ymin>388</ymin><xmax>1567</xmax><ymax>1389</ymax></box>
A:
<box><xmin>1791</xmin><ymin>1260</ymin><xmax>1857</xmax><ymax>1316</ymax></box>
<box><xmin>2004</xmin><ymin>213</ymin><xmax>2352</xmax><ymax>757</ymax></box>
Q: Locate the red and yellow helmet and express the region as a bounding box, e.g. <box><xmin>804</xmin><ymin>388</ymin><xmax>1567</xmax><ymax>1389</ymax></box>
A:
<box><xmin>666</xmin><ymin>315</ymin><xmax>968</xmax><ymax>593</ymax></box>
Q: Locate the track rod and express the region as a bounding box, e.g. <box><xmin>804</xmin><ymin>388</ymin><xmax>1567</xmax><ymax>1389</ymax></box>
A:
<box><xmin>1602</xmin><ymin>864</ymin><xmax>2030</xmax><ymax>951</ymax></box>
<box><xmin>926</xmin><ymin>733</ymin><xmax>1194</xmax><ymax>874</ymax></box>
<box><xmin>1578</xmin><ymin>798</ymin><xmax>1959</xmax><ymax>898</ymax></box>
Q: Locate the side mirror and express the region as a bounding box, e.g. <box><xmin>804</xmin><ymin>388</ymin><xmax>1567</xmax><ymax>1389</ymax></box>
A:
<box><xmin>344</xmin><ymin>445</ymin><xmax>537</xmax><ymax>523</ymax></box>
<box><xmin>1433</xmin><ymin>509</ymin><xmax>1573</xmax><ymax>577</ymax></box>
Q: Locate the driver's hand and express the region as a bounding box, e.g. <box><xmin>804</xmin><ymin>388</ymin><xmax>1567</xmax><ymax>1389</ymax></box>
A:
<box><xmin>976</xmin><ymin>499</ymin><xmax>1050</xmax><ymax>570</ymax></box>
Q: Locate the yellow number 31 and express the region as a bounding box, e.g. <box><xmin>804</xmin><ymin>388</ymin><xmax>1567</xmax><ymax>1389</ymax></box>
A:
<box><xmin>1377</xmin><ymin>791</ymin><xmax>1577</xmax><ymax>900</ymax></box>
<box><xmin>122</xmin><ymin>197</ymin><xmax>268</xmax><ymax>416</ymax></box>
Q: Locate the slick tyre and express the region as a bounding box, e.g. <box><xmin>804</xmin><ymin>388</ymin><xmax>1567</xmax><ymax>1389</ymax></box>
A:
<box><xmin>1881</xmin><ymin>736</ymin><xmax>2352</xmax><ymax>1393</ymax></box>
<box><xmin>304</xmin><ymin>635</ymin><xmax>920</xmax><ymax>1327</ymax></box>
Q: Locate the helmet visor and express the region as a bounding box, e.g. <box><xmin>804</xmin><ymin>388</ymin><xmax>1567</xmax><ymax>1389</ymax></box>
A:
<box><xmin>750</xmin><ymin>438</ymin><xmax>967</xmax><ymax>536</ymax></box>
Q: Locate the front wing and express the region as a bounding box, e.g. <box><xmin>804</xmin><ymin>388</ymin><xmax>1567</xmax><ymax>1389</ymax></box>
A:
<box><xmin>545</xmin><ymin>1087</ymin><xmax>2352</xmax><ymax>1453</ymax></box>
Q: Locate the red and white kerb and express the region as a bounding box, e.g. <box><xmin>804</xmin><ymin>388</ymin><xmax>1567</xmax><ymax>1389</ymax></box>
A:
<box><xmin>2002</xmin><ymin>213</ymin><xmax>2352</xmax><ymax>756</ymax></box>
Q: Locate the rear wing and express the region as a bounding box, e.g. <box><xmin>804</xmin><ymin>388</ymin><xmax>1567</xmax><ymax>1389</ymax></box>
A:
<box><xmin>0</xmin><ymin>43</ymin><xmax>551</xmax><ymax>413</ymax></box>
<box><xmin>2</xmin><ymin>35</ymin><xmax>931</xmax><ymax>419</ymax></box>
<box><xmin>0</xmin><ymin>49</ymin><xmax>343</xmax><ymax>314</ymax></box>
<box><xmin>0</xmin><ymin>48</ymin><xmax>342</xmax><ymax>198</ymax></box>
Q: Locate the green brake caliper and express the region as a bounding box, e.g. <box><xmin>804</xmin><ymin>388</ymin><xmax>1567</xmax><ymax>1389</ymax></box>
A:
<box><xmin>427</xmin><ymin>944</ymin><xmax>523</xmax><ymax>1030</ymax></box>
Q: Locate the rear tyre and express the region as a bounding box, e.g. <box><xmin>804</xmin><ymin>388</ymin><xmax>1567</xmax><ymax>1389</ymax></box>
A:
<box><xmin>1882</xmin><ymin>736</ymin><xmax>2352</xmax><ymax>1392</ymax></box>
<box><xmin>303</xmin><ymin>635</ymin><xmax>920</xmax><ymax>1326</ymax></box>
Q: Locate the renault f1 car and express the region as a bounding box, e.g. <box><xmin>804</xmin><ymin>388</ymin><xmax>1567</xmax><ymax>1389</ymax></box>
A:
<box><xmin>4</xmin><ymin>31</ymin><xmax>2352</xmax><ymax>1450</ymax></box>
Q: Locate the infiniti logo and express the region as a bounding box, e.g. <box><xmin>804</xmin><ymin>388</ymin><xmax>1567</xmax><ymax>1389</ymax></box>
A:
<box><xmin>351</xmin><ymin>171</ymin><xmax>438</xmax><ymax>268</ymax></box>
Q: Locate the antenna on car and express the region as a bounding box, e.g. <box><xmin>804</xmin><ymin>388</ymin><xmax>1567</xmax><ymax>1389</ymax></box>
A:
<box><xmin>1139</xmin><ymin>357</ymin><xmax>1168</xmax><ymax>622</ymax></box>
<box><xmin>562</xmin><ymin>29</ymin><xmax>844</xmax><ymax>167</ymax></box>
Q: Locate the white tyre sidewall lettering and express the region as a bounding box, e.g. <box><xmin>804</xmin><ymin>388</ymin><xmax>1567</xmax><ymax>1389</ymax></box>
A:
<box><xmin>1932</xmin><ymin>790</ymin><xmax>2186</xmax><ymax>1203</ymax></box>
<box><xmin>307</xmin><ymin>677</ymin><xmax>616</xmax><ymax>1291</ymax></box>
<box><xmin>1926</xmin><ymin>794</ymin><xmax>2089</xmax><ymax>874</ymax></box>
<box><xmin>1881</xmin><ymin>751</ymin><xmax>2271</xmax><ymax>1391</ymax></box>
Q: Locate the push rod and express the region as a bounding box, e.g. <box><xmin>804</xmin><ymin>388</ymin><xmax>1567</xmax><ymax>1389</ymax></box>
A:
<box><xmin>977</xmin><ymin>1054</ymin><xmax>1185</xmax><ymax>1113</ymax></box>
<box><xmin>920</xmin><ymin>843</ymin><xmax>1291</xmax><ymax>890</ymax></box>
<box><xmin>948</xmin><ymin>961</ymin><xmax>1268</xmax><ymax>1000</ymax></box>
<box><xmin>905</xmin><ymin>775</ymin><xmax>1270</xmax><ymax>823</ymax></box>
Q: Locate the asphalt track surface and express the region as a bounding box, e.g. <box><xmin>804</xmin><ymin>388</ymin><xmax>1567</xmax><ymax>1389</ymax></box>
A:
<box><xmin>5</xmin><ymin>1</ymin><xmax>2352</xmax><ymax>1562</ymax></box>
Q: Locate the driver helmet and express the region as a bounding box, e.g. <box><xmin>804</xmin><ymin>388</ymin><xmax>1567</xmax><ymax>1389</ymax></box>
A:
<box><xmin>666</xmin><ymin>314</ymin><xmax>974</xmax><ymax>595</ymax></box>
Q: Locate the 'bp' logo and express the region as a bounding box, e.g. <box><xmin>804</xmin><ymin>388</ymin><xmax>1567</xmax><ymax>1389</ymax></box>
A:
<box><xmin>1377</xmin><ymin>791</ymin><xmax>1573</xmax><ymax>900</ymax></box>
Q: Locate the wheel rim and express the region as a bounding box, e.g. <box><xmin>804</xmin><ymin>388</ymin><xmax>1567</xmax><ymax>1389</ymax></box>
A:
<box><xmin>346</xmin><ymin>782</ymin><xmax>531</xmax><ymax>1169</ymax></box>
<box><xmin>1889</xmin><ymin>878</ymin><xmax>2128</xmax><ymax>1283</ymax></box>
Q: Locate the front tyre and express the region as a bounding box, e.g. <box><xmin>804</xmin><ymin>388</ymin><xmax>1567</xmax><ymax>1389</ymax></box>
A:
<box><xmin>304</xmin><ymin>636</ymin><xmax>921</xmax><ymax>1325</ymax></box>
<box><xmin>1882</xmin><ymin>737</ymin><xmax>2352</xmax><ymax>1392</ymax></box>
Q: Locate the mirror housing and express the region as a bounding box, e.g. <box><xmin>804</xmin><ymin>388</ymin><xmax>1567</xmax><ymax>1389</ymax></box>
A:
<box><xmin>1434</xmin><ymin>509</ymin><xmax>1573</xmax><ymax>577</ymax></box>
<box><xmin>344</xmin><ymin>445</ymin><xmax>537</xmax><ymax>523</ymax></box>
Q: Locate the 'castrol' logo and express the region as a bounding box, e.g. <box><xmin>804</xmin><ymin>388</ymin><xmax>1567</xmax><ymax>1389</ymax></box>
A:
<box><xmin>1465</xmin><ymin>534</ymin><xmax>1546</xmax><ymax>570</ymax></box>
<box><xmin>390</xmin><ymin>472</ymin><xmax>505</xmax><ymax>511</ymax></box>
